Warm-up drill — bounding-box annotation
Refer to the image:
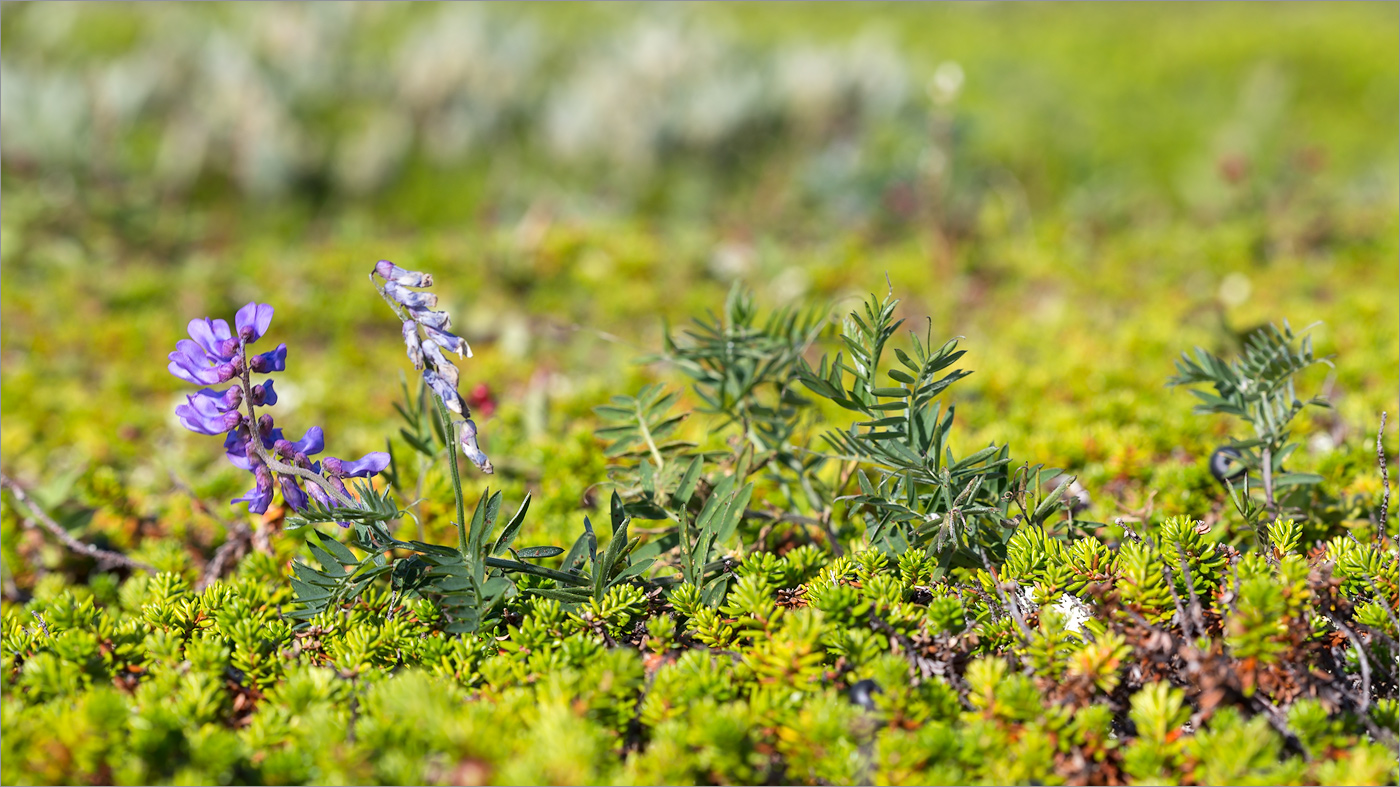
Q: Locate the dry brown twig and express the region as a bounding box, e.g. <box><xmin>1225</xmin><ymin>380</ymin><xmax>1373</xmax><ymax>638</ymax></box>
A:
<box><xmin>167</xmin><ymin>469</ymin><xmax>262</xmax><ymax>591</ymax></box>
<box><xmin>977</xmin><ymin>545</ymin><xmax>1032</xmax><ymax>642</ymax></box>
<box><xmin>198</xmin><ymin>523</ymin><xmax>253</xmax><ymax>591</ymax></box>
<box><xmin>0</xmin><ymin>471</ymin><xmax>155</xmax><ymax>574</ymax></box>
<box><xmin>1377</xmin><ymin>411</ymin><xmax>1390</xmax><ymax>545</ymax></box>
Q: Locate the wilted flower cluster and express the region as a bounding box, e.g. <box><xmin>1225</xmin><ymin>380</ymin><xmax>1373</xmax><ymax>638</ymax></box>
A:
<box><xmin>168</xmin><ymin>302</ymin><xmax>388</xmax><ymax>516</ymax></box>
<box><xmin>373</xmin><ymin>260</ymin><xmax>493</xmax><ymax>474</ymax></box>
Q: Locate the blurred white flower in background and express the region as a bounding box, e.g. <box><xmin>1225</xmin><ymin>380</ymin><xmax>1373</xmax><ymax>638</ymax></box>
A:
<box><xmin>2</xmin><ymin>3</ymin><xmax>947</xmax><ymax>221</ymax></box>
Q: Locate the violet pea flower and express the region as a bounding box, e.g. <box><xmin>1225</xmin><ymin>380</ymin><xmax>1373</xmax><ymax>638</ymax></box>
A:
<box><xmin>383</xmin><ymin>282</ymin><xmax>438</xmax><ymax>312</ymax></box>
<box><xmin>186</xmin><ymin>317</ymin><xmax>234</xmax><ymax>360</ymax></box>
<box><xmin>402</xmin><ymin>321</ymin><xmax>423</xmax><ymax>370</ymax></box>
<box><xmin>421</xmin><ymin>323</ymin><xmax>471</xmax><ymax>358</ymax></box>
<box><xmin>174</xmin><ymin>385</ymin><xmax>244</xmax><ymax>433</ymax></box>
<box><xmin>414</xmin><ymin>310</ymin><xmax>452</xmax><ymax>331</ymax></box>
<box><xmin>248</xmin><ymin>344</ymin><xmax>288</xmax><ymax>374</ymax></box>
<box><xmin>278</xmin><ymin>476</ymin><xmax>309</xmax><ymax>511</ymax></box>
<box><xmin>287</xmin><ymin>426</ymin><xmax>325</xmax><ymax>457</ymax></box>
<box><xmin>374</xmin><ymin>261</ymin><xmax>434</xmax><ymax>288</ymax></box>
<box><xmin>421</xmin><ymin>341</ymin><xmax>461</xmax><ymax>388</ymax></box>
<box><xmin>305</xmin><ymin>480</ymin><xmax>333</xmax><ymax>508</ymax></box>
<box><xmin>273</xmin><ymin>426</ymin><xmax>325</xmax><ymax>467</ymax></box>
<box><xmin>176</xmin><ymin>396</ymin><xmax>244</xmax><ymax>435</ymax></box>
<box><xmin>224</xmin><ymin>423</ymin><xmax>286</xmax><ymax>471</ymax></box>
<box><xmin>234</xmin><ymin>302</ymin><xmax>275</xmax><ymax>344</ymax></box>
<box><xmin>459</xmin><ymin>418</ymin><xmax>493</xmax><ymax>474</ymax></box>
<box><xmin>249</xmin><ymin>380</ymin><xmax>277</xmax><ymax>406</ymax></box>
<box><xmin>321</xmin><ymin>452</ymin><xmax>391</xmax><ymax>479</ymax></box>
<box><xmin>168</xmin><ymin>340</ymin><xmax>238</xmax><ymax>385</ymax></box>
<box><xmin>232</xmin><ymin>466</ymin><xmax>275</xmax><ymax>514</ymax></box>
<box><xmin>422</xmin><ymin>369</ymin><xmax>463</xmax><ymax>414</ymax></box>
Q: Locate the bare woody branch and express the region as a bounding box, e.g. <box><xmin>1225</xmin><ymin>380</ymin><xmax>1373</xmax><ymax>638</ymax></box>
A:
<box><xmin>0</xmin><ymin>472</ymin><xmax>155</xmax><ymax>574</ymax></box>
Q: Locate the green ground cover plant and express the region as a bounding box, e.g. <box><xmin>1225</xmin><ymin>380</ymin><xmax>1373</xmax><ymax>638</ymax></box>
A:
<box><xmin>2</xmin><ymin>3</ymin><xmax>1397</xmax><ymax>786</ymax></box>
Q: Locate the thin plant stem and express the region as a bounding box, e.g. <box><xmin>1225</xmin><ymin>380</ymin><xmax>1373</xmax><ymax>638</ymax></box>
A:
<box><xmin>1261</xmin><ymin>445</ymin><xmax>1276</xmax><ymax>512</ymax></box>
<box><xmin>436</xmin><ymin>395</ymin><xmax>468</xmax><ymax>557</ymax></box>
<box><xmin>636</xmin><ymin>405</ymin><xmax>666</xmax><ymax>472</ymax></box>
<box><xmin>237</xmin><ymin>338</ymin><xmax>359</xmax><ymax>510</ymax></box>
<box><xmin>1378</xmin><ymin>411</ymin><xmax>1390</xmax><ymax>545</ymax></box>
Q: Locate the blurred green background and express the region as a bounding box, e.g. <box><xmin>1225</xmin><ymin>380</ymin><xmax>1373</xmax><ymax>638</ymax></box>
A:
<box><xmin>2</xmin><ymin>2</ymin><xmax>1396</xmax><ymax>583</ymax></box>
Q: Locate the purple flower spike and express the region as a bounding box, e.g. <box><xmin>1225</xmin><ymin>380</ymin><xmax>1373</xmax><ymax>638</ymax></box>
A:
<box><xmin>375</xmin><ymin>261</ymin><xmax>434</xmax><ymax>288</ymax></box>
<box><xmin>171</xmin><ymin>300</ymin><xmax>376</xmax><ymax>517</ymax></box>
<box><xmin>249</xmin><ymin>344</ymin><xmax>288</xmax><ymax>373</ymax></box>
<box><xmin>235</xmin><ymin>302</ymin><xmax>275</xmax><ymax>344</ymax></box>
<box><xmin>383</xmin><ymin>282</ymin><xmax>438</xmax><ymax>312</ymax></box>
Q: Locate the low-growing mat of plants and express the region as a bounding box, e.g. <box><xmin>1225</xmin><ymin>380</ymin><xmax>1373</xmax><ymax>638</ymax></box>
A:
<box><xmin>2</xmin><ymin>4</ymin><xmax>1398</xmax><ymax>786</ymax></box>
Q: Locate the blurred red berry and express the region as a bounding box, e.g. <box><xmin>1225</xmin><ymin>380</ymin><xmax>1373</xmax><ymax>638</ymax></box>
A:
<box><xmin>1218</xmin><ymin>154</ymin><xmax>1249</xmax><ymax>185</ymax></box>
<box><xmin>467</xmin><ymin>383</ymin><xmax>496</xmax><ymax>418</ymax></box>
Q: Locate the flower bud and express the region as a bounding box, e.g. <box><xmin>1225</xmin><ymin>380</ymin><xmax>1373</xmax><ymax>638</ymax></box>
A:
<box><xmin>328</xmin><ymin>474</ymin><xmax>351</xmax><ymax>501</ymax></box>
<box><xmin>306</xmin><ymin>481</ymin><xmax>333</xmax><ymax>508</ymax></box>
<box><xmin>249</xmin><ymin>344</ymin><xmax>287</xmax><ymax>373</ymax></box>
<box><xmin>222</xmin><ymin>385</ymin><xmax>243</xmax><ymax>411</ymax></box>
<box><xmin>250</xmin><ymin>380</ymin><xmax>276</xmax><ymax>406</ymax></box>
<box><xmin>214</xmin><ymin>358</ymin><xmax>242</xmax><ymax>382</ymax></box>
<box><xmin>321</xmin><ymin>457</ymin><xmax>344</xmax><ymax>478</ymax></box>
<box><xmin>279</xmin><ymin>476</ymin><xmax>309</xmax><ymax>511</ymax></box>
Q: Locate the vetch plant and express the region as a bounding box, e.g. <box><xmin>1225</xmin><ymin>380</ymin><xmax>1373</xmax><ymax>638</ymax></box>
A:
<box><xmin>167</xmin><ymin>301</ymin><xmax>390</xmax><ymax>518</ymax></box>
<box><xmin>1168</xmin><ymin>320</ymin><xmax>1332</xmax><ymax>535</ymax></box>
<box><xmin>206</xmin><ymin>261</ymin><xmax>612</xmax><ymax>635</ymax></box>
